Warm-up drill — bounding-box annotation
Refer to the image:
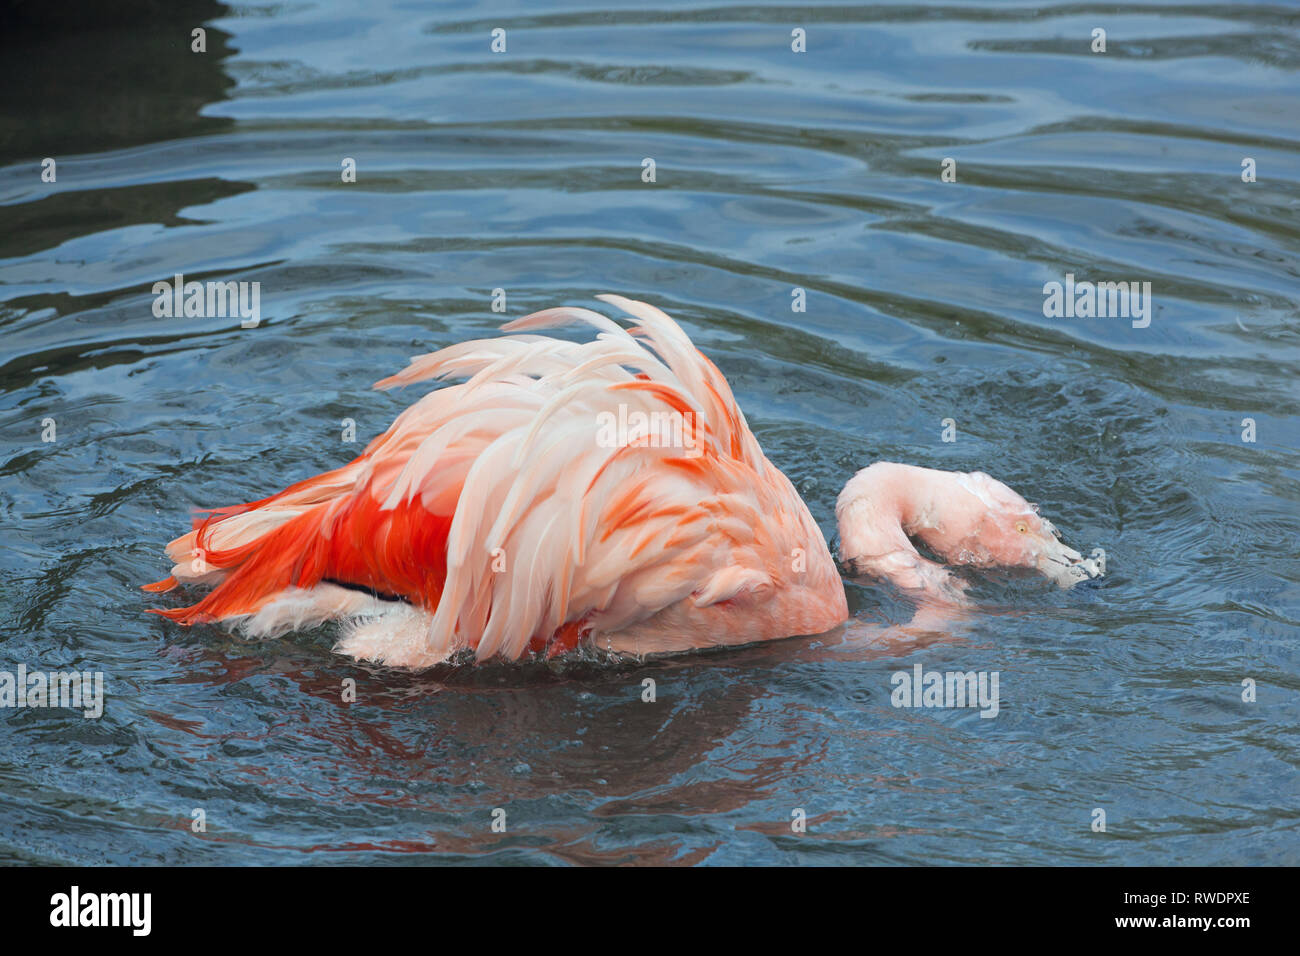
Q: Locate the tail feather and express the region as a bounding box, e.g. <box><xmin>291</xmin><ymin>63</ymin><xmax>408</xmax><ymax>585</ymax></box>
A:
<box><xmin>148</xmin><ymin>479</ymin><xmax>457</xmax><ymax>630</ymax></box>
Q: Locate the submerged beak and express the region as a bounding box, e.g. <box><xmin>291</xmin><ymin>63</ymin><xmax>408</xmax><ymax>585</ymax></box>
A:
<box><xmin>1036</xmin><ymin>526</ymin><xmax>1104</xmax><ymax>588</ymax></box>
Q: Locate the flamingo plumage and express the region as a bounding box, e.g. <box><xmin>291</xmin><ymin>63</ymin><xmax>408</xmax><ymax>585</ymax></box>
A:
<box><xmin>145</xmin><ymin>295</ymin><xmax>1100</xmax><ymax>667</ymax></box>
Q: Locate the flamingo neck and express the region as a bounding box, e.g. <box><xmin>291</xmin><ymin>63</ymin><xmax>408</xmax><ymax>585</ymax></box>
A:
<box><xmin>835</xmin><ymin>463</ymin><xmax>948</xmax><ymax>569</ymax></box>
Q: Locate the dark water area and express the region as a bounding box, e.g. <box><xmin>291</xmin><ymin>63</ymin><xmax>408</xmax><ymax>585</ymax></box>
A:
<box><xmin>0</xmin><ymin>1</ymin><xmax>1297</xmax><ymax>865</ymax></box>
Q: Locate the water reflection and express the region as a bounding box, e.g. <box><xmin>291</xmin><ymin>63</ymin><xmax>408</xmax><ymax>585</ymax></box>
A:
<box><xmin>0</xmin><ymin>1</ymin><xmax>235</xmax><ymax>163</ymax></box>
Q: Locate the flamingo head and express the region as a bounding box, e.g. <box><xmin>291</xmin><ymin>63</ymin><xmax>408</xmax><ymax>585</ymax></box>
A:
<box><xmin>912</xmin><ymin>470</ymin><xmax>1102</xmax><ymax>587</ymax></box>
<box><xmin>836</xmin><ymin>463</ymin><xmax>1104</xmax><ymax>590</ymax></box>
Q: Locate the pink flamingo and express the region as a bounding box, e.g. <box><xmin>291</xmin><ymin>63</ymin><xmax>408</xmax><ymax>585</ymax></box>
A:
<box><xmin>145</xmin><ymin>295</ymin><xmax>1101</xmax><ymax>667</ymax></box>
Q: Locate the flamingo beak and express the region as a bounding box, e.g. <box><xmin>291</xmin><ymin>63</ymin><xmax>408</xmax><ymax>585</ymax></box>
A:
<box><xmin>1036</xmin><ymin>521</ymin><xmax>1104</xmax><ymax>588</ymax></box>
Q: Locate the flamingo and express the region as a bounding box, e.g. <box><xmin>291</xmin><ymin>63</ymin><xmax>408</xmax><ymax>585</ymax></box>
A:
<box><xmin>145</xmin><ymin>295</ymin><xmax>1101</xmax><ymax>667</ymax></box>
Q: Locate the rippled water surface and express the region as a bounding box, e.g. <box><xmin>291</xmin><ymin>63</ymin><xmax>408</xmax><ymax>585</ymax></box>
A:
<box><xmin>1</xmin><ymin>1</ymin><xmax>1298</xmax><ymax>865</ymax></box>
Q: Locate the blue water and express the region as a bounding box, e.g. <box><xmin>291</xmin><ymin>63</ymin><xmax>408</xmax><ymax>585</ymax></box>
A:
<box><xmin>0</xmin><ymin>0</ymin><xmax>1297</xmax><ymax>865</ymax></box>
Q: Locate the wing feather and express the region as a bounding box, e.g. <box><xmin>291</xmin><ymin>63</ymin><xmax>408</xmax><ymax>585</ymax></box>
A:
<box><xmin>149</xmin><ymin>296</ymin><xmax>835</xmax><ymax>665</ymax></box>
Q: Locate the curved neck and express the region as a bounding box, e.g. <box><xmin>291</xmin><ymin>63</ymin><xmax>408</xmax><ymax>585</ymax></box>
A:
<box><xmin>835</xmin><ymin>463</ymin><xmax>946</xmax><ymax>568</ymax></box>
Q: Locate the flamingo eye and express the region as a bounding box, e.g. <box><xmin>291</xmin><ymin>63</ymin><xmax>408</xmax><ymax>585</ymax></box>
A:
<box><xmin>1015</xmin><ymin>521</ymin><xmax>1029</xmax><ymax>534</ymax></box>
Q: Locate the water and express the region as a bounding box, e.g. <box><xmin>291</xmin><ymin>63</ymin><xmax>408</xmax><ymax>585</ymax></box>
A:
<box><xmin>1</xmin><ymin>0</ymin><xmax>1297</xmax><ymax>865</ymax></box>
